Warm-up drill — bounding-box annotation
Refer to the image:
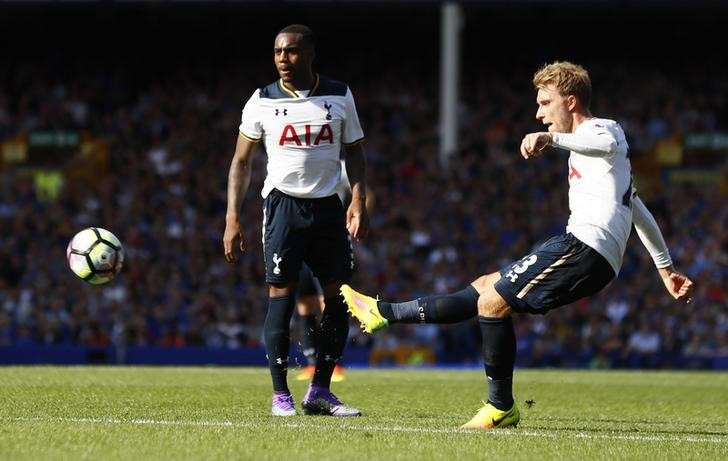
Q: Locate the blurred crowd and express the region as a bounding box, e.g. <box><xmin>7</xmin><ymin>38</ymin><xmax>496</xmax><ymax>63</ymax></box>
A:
<box><xmin>0</xmin><ymin>59</ymin><xmax>726</xmax><ymax>368</ymax></box>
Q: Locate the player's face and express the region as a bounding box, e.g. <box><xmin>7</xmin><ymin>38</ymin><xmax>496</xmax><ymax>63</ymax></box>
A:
<box><xmin>273</xmin><ymin>33</ymin><xmax>313</xmax><ymax>83</ymax></box>
<box><xmin>536</xmin><ymin>84</ymin><xmax>573</xmax><ymax>133</ymax></box>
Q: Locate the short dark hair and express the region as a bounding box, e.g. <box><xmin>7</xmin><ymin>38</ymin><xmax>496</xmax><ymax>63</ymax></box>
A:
<box><xmin>277</xmin><ymin>24</ymin><xmax>315</xmax><ymax>49</ymax></box>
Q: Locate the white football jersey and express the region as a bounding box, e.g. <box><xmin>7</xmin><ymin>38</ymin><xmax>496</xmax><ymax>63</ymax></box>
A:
<box><xmin>557</xmin><ymin>118</ymin><xmax>632</xmax><ymax>274</ymax></box>
<box><xmin>239</xmin><ymin>74</ymin><xmax>364</xmax><ymax>199</ymax></box>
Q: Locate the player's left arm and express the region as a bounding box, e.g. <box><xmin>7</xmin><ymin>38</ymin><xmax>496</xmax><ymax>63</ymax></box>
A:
<box><xmin>341</xmin><ymin>86</ymin><xmax>369</xmax><ymax>241</ymax></box>
<box><xmin>632</xmin><ymin>195</ymin><xmax>695</xmax><ymax>302</ymax></box>
<box><xmin>344</xmin><ymin>142</ymin><xmax>369</xmax><ymax>241</ymax></box>
<box><xmin>521</xmin><ymin>128</ymin><xmax>618</xmax><ymax>159</ymax></box>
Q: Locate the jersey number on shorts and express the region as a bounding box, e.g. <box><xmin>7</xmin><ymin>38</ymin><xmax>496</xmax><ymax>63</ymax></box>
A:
<box><xmin>505</xmin><ymin>254</ymin><xmax>537</xmax><ymax>283</ymax></box>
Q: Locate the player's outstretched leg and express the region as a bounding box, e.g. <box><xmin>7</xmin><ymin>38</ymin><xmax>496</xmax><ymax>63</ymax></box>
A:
<box><xmin>341</xmin><ymin>284</ymin><xmax>479</xmax><ymax>333</ymax></box>
<box><xmin>343</xmin><ymin>274</ymin><xmax>520</xmax><ymax>429</ymax></box>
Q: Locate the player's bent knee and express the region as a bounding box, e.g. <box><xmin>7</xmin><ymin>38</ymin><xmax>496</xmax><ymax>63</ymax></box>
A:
<box><xmin>477</xmin><ymin>289</ymin><xmax>512</xmax><ymax>318</ymax></box>
<box><xmin>470</xmin><ymin>272</ymin><xmax>499</xmax><ymax>295</ymax></box>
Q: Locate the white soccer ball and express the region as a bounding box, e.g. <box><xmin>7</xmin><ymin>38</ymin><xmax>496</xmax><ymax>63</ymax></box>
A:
<box><xmin>66</xmin><ymin>227</ymin><xmax>124</xmax><ymax>285</ymax></box>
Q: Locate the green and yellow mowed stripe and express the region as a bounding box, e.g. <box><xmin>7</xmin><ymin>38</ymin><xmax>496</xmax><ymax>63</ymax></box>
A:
<box><xmin>0</xmin><ymin>367</ymin><xmax>726</xmax><ymax>460</ymax></box>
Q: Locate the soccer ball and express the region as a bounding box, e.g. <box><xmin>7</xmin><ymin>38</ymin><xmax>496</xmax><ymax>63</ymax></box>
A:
<box><xmin>66</xmin><ymin>227</ymin><xmax>124</xmax><ymax>285</ymax></box>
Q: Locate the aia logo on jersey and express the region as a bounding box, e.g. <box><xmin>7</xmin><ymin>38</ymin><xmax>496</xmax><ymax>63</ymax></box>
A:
<box><xmin>568</xmin><ymin>159</ymin><xmax>582</xmax><ymax>181</ymax></box>
<box><xmin>279</xmin><ymin>124</ymin><xmax>334</xmax><ymax>146</ymax></box>
<box><xmin>569</xmin><ymin>165</ymin><xmax>582</xmax><ymax>180</ymax></box>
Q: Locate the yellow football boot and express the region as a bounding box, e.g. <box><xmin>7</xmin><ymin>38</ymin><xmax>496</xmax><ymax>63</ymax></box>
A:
<box><xmin>461</xmin><ymin>401</ymin><xmax>520</xmax><ymax>430</ymax></box>
<box><xmin>340</xmin><ymin>284</ymin><xmax>389</xmax><ymax>334</ymax></box>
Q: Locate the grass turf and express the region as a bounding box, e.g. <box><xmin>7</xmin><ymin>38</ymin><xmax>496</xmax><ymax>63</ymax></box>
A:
<box><xmin>1</xmin><ymin>367</ymin><xmax>727</xmax><ymax>460</ymax></box>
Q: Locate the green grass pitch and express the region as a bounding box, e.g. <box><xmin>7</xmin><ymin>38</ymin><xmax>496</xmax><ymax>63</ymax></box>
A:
<box><xmin>1</xmin><ymin>367</ymin><xmax>727</xmax><ymax>459</ymax></box>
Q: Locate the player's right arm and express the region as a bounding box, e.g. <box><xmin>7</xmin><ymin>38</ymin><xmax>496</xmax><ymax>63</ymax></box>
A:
<box><xmin>632</xmin><ymin>195</ymin><xmax>695</xmax><ymax>302</ymax></box>
<box><xmin>225</xmin><ymin>90</ymin><xmax>263</xmax><ymax>263</ymax></box>
<box><xmin>521</xmin><ymin>123</ymin><xmax>618</xmax><ymax>158</ymax></box>
<box><xmin>224</xmin><ymin>134</ymin><xmax>259</xmax><ymax>263</ymax></box>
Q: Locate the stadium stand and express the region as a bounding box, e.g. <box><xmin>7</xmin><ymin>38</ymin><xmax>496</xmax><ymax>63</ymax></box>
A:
<box><xmin>1</xmin><ymin>3</ymin><xmax>726</xmax><ymax>368</ymax></box>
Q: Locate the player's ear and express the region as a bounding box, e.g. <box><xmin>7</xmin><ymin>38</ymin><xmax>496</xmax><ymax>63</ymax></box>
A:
<box><xmin>566</xmin><ymin>94</ymin><xmax>578</xmax><ymax>112</ymax></box>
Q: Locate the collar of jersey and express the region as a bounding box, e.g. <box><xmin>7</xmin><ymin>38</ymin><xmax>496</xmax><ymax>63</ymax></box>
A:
<box><xmin>278</xmin><ymin>73</ymin><xmax>320</xmax><ymax>98</ymax></box>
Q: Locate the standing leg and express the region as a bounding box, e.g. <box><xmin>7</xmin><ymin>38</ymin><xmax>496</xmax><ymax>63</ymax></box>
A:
<box><xmin>301</xmin><ymin>195</ymin><xmax>361</xmax><ymax>416</ymax></box>
<box><xmin>301</xmin><ymin>282</ymin><xmax>361</xmax><ymax>416</ymax></box>
<box><xmin>311</xmin><ymin>283</ymin><xmax>350</xmax><ymax>388</ymax></box>
<box><xmin>475</xmin><ymin>274</ymin><xmax>517</xmax><ymax>405</ymax></box>
<box><xmin>265</xmin><ymin>284</ymin><xmax>297</xmax><ymax>416</ymax></box>
<box><xmin>260</xmin><ymin>191</ymin><xmax>309</xmax><ymax>416</ymax></box>
<box><xmin>461</xmin><ymin>273</ymin><xmax>520</xmax><ymax>429</ymax></box>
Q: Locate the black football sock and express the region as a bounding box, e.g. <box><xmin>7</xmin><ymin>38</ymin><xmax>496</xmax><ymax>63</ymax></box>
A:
<box><xmin>479</xmin><ymin>315</ymin><xmax>516</xmax><ymax>411</ymax></box>
<box><xmin>378</xmin><ymin>286</ymin><xmax>479</xmax><ymax>324</ymax></box>
<box><xmin>312</xmin><ymin>296</ymin><xmax>349</xmax><ymax>388</ymax></box>
<box><xmin>300</xmin><ymin>313</ymin><xmax>319</xmax><ymax>366</ymax></box>
<box><xmin>263</xmin><ymin>294</ymin><xmax>296</xmax><ymax>393</ymax></box>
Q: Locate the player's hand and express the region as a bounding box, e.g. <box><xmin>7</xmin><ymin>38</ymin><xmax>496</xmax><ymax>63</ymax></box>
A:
<box><xmin>346</xmin><ymin>197</ymin><xmax>370</xmax><ymax>242</ymax></box>
<box><xmin>520</xmin><ymin>132</ymin><xmax>552</xmax><ymax>159</ymax></box>
<box><xmin>223</xmin><ymin>219</ymin><xmax>245</xmax><ymax>263</ymax></box>
<box><xmin>658</xmin><ymin>267</ymin><xmax>695</xmax><ymax>303</ymax></box>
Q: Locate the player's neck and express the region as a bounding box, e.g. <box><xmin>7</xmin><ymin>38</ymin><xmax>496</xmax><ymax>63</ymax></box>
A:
<box><xmin>282</xmin><ymin>71</ymin><xmax>317</xmax><ymax>92</ymax></box>
<box><xmin>570</xmin><ymin>111</ymin><xmax>593</xmax><ymax>133</ymax></box>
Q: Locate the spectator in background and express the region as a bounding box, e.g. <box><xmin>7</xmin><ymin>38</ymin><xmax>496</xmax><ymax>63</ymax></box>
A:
<box><xmin>0</xmin><ymin>58</ymin><xmax>725</xmax><ymax>372</ymax></box>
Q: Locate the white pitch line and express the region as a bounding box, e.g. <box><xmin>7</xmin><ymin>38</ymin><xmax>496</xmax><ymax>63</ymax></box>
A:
<box><xmin>5</xmin><ymin>416</ymin><xmax>728</xmax><ymax>445</ymax></box>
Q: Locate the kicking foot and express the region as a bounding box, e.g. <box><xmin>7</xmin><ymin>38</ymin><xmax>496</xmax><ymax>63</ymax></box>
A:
<box><xmin>340</xmin><ymin>284</ymin><xmax>389</xmax><ymax>334</ymax></box>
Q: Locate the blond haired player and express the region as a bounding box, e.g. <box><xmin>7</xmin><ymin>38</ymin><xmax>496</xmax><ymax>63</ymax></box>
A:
<box><xmin>342</xmin><ymin>61</ymin><xmax>694</xmax><ymax>429</ymax></box>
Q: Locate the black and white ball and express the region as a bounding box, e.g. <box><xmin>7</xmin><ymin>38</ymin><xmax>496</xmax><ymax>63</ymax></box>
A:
<box><xmin>66</xmin><ymin>227</ymin><xmax>124</xmax><ymax>285</ymax></box>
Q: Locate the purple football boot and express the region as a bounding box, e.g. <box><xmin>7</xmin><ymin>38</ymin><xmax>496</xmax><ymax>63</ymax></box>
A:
<box><xmin>271</xmin><ymin>391</ymin><xmax>296</xmax><ymax>416</ymax></box>
<box><xmin>301</xmin><ymin>384</ymin><xmax>362</xmax><ymax>416</ymax></box>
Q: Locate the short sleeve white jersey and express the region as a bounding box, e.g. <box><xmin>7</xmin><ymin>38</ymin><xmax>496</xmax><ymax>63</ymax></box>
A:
<box><xmin>239</xmin><ymin>74</ymin><xmax>364</xmax><ymax>199</ymax></box>
<box><xmin>555</xmin><ymin>118</ymin><xmax>632</xmax><ymax>274</ymax></box>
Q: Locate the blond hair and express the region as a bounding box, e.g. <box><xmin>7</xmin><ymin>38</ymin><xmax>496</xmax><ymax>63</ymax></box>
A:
<box><xmin>533</xmin><ymin>61</ymin><xmax>592</xmax><ymax>109</ymax></box>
